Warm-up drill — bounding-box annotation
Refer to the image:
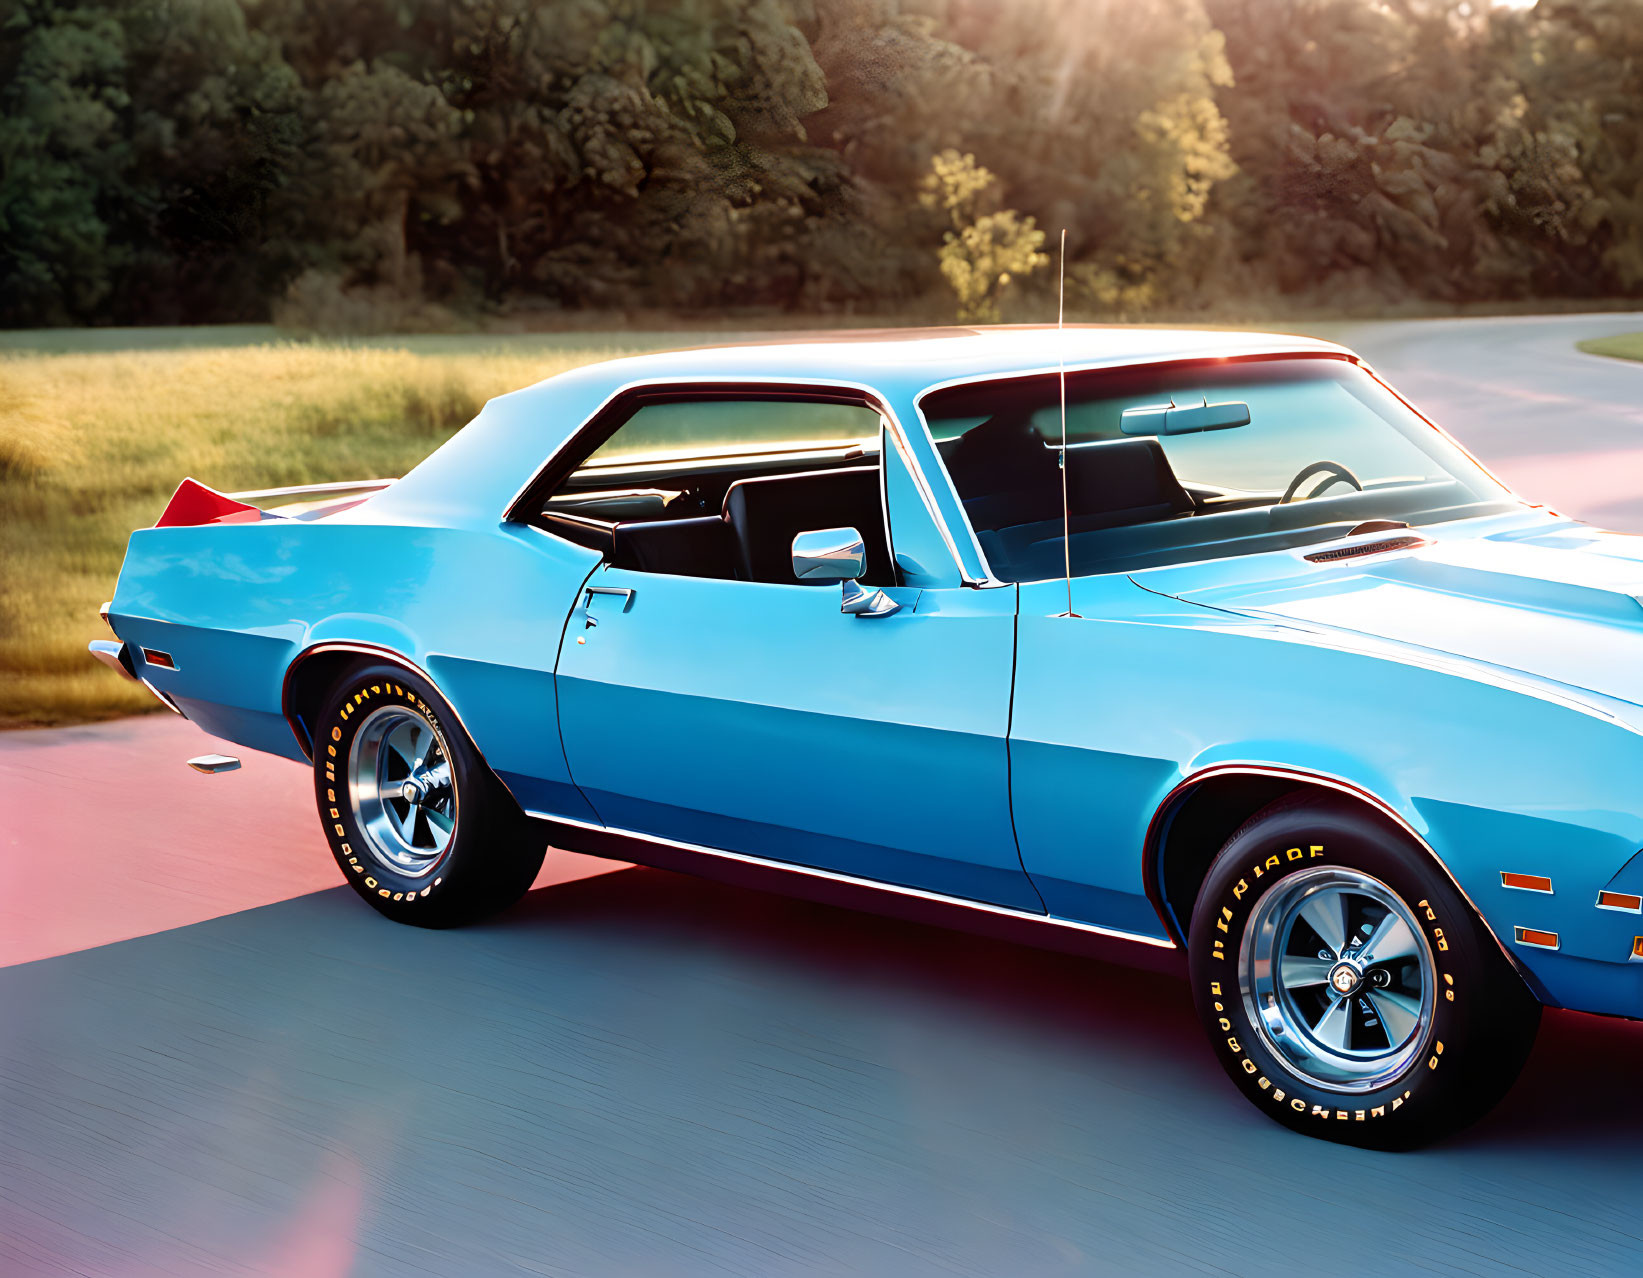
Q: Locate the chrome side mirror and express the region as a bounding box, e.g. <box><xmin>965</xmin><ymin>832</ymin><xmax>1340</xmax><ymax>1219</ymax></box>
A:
<box><xmin>792</xmin><ymin>527</ymin><xmax>866</xmax><ymax>583</ymax></box>
<box><xmin>791</xmin><ymin>527</ymin><xmax>901</xmax><ymax>618</ymax></box>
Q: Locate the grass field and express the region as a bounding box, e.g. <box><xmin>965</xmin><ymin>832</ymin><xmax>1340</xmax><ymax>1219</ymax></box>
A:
<box><xmin>0</xmin><ymin>328</ymin><xmax>686</xmax><ymax>727</ymax></box>
<box><xmin>1576</xmin><ymin>332</ymin><xmax>1643</xmax><ymax>361</ymax></box>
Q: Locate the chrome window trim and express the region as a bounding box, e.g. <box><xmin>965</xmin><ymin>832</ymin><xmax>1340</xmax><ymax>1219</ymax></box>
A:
<box><xmin>879</xmin><ymin>407</ymin><xmax>987</xmax><ymax>587</ymax></box>
<box><xmin>498</xmin><ymin>375</ymin><xmax>983</xmax><ymax>586</ymax></box>
<box><xmin>880</xmin><ymin>414</ymin><xmax>978</xmax><ymax>587</ymax></box>
<box><xmin>876</xmin><ymin>417</ymin><xmax>896</xmax><ymax>584</ymax></box>
<box><xmin>528</xmin><ymin>809</ymin><xmax>1178</xmax><ymax>950</ymax></box>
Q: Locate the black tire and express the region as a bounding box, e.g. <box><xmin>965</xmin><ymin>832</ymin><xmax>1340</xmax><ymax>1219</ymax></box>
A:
<box><xmin>1187</xmin><ymin>793</ymin><xmax>1540</xmax><ymax>1150</ymax></box>
<box><xmin>312</xmin><ymin>661</ymin><xmax>545</xmax><ymax>927</ymax></box>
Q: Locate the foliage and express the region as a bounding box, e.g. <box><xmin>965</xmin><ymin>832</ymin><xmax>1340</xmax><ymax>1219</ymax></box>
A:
<box><xmin>918</xmin><ymin>150</ymin><xmax>1047</xmax><ymax>322</ymax></box>
<box><xmin>5</xmin><ymin>0</ymin><xmax>1643</xmax><ymax>328</ymax></box>
<box><xmin>0</xmin><ymin>0</ymin><xmax>131</xmax><ymax>323</ymax></box>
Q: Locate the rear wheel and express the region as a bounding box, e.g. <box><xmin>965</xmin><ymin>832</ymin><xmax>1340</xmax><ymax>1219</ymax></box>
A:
<box><xmin>1188</xmin><ymin>794</ymin><xmax>1540</xmax><ymax>1149</ymax></box>
<box><xmin>312</xmin><ymin>661</ymin><xmax>545</xmax><ymax>927</ymax></box>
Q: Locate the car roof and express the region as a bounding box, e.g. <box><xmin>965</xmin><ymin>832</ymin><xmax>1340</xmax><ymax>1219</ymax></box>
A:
<box><xmin>515</xmin><ymin>325</ymin><xmax>1356</xmax><ymax>404</ymax></box>
<box><xmin>372</xmin><ymin>325</ymin><xmax>1359</xmax><ymax>530</ymax></box>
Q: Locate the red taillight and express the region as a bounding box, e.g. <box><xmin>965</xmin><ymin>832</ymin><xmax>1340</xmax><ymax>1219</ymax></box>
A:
<box><xmin>155</xmin><ymin>478</ymin><xmax>263</xmax><ymax>528</ymax></box>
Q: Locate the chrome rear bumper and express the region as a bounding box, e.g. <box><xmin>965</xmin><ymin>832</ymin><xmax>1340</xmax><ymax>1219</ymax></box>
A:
<box><xmin>88</xmin><ymin>634</ymin><xmax>185</xmax><ymax>716</ymax></box>
<box><xmin>88</xmin><ymin>638</ymin><xmax>137</xmax><ymax>682</ymax></box>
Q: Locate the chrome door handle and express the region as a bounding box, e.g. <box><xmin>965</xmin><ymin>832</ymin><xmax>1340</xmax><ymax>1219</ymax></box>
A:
<box><xmin>581</xmin><ymin>584</ymin><xmax>634</xmax><ymax>628</ymax></box>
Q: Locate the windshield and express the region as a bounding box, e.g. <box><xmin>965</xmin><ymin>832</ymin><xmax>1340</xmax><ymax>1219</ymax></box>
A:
<box><xmin>921</xmin><ymin>357</ymin><xmax>1518</xmax><ymax>581</ymax></box>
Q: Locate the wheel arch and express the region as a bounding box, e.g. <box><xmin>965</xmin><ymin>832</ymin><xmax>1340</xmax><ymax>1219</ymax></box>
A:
<box><xmin>1144</xmin><ymin>765</ymin><xmax>1527</xmax><ymax>987</ymax></box>
<box><xmin>284</xmin><ymin>642</ymin><xmax>460</xmax><ymax>761</ymax></box>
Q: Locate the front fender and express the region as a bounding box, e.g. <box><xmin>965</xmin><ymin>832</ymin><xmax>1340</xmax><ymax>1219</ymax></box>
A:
<box><xmin>1011</xmin><ymin>574</ymin><xmax>1643</xmax><ymax>1017</ymax></box>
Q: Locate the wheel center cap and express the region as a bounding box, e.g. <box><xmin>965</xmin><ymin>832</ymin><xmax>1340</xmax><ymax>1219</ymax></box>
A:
<box><xmin>1328</xmin><ymin>961</ymin><xmax>1363</xmax><ymax>996</ymax></box>
<box><xmin>400</xmin><ymin>778</ymin><xmax>426</xmax><ymax>805</ymax></box>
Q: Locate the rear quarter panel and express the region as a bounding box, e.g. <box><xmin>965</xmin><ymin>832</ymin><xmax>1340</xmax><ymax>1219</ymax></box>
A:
<box><xmin>110</xmin><ymin>516</ymin><xmax>601</xmax><ymax>821</ymax></box>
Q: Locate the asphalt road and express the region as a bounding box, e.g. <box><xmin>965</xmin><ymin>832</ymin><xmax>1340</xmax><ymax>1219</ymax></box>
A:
<box><xmin>5</xmin><ymin>316</ymin><xmax>1643</xmax><ymax>1277</ymax></box>
<box><xmin>1321</xmin><ymin>312</ymin><xmax>1643</xmax><ymax>528</ymax></box>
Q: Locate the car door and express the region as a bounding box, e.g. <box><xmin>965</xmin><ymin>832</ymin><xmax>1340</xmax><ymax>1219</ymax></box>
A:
<box><xmin>552</xmin><ymin>414</ymin><xmax>1038</xmax><ymax>912</ymax></box>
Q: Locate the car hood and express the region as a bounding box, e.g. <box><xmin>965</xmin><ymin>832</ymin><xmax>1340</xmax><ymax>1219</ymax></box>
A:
<box><xmin>1136</xmin><ymin>518</ymin><xmax>1643</xmax><ymax>710</ymax></box>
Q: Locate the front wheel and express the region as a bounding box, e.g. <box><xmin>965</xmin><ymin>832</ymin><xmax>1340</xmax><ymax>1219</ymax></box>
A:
<box><xmin>313</xmin><ymin>661</ymin><xmax>545</xmax><ymax>927</ymax></box>
<box><xmin>1188</xmin><ymin>794</ymin><xmax>1540</xmax><ymax>1149</ymax></box>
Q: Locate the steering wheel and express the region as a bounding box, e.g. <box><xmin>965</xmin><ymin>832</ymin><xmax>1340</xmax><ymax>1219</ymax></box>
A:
<box><xmin>1280</xmin><ymin>460</ymin><xmax>1364</xmax><ymax>504</ymax></box>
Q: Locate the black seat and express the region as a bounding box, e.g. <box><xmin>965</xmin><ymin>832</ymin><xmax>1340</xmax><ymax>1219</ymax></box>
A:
<box><xmin>721</xmin><ymin>466</ymin><xmax>893</xmax><ymax>584</ymax></box>
<box><xmin>947</xmin><ymin>413</ymin><xmax>1194</xmax><ymax>532</ymax></box>
<box><xmin>944</xmin><ymin>413</ymin><xmax>1064</xmax><ymax>531</ymax></box>
<box><xmin>609</xmin><ymin>516</ymin><xmax>736</xmax><ymax>578</ymax></box>
<box><xmin>1065</xmin><ymin>438</ymin><xmax>1194</xmax><ymax>529</ymax></box>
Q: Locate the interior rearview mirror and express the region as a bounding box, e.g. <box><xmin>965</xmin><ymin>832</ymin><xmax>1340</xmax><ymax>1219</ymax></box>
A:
<box><xmin>792</xmin><ymin>527</ymin><xmax>866</xmax><ymax>583</ymax></box>
<box><xmin>1120</xmin><ymin>396</ymin><xmax>1250</xmax><ymax>437</ymax></box>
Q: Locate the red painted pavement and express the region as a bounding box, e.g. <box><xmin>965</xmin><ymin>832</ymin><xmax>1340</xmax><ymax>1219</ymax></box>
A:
<box><xmin>0</xmin><ymin>712</ymin><xmax>618</xmax><ymax>968</ymax></box>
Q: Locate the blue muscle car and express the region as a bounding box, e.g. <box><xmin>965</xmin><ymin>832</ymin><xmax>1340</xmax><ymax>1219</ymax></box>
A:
<box><xmin>93</xmin><ymin>327</ymin><xmax>1643</xmax><ymax>1148</ymax></box>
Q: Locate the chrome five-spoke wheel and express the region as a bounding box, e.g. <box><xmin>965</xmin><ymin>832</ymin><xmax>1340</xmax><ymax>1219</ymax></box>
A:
<box><xmin>347</xmin><ymin>705</ymin><xmax>458</xmax><ymax>878</ymax></box>
<box><xmin>1192</xmin><ymin>797</ymin><xmax>1542</xmax><ymax>1147</ymax></box>
<box><xmin>1240</xmin><ymin>866</ymin><xmax>1435</xmax><ymax>1092</ymax></box>
<box><xmin>316</xmin><ymin>663</ymin><xmax>545</xmax><ymax>926</ymax></box>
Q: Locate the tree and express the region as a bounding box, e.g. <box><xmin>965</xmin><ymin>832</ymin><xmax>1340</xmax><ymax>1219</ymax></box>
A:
<box><xmin>919</xmin><ymin>149</ymin><xmax>1048</xmax><ymax>322</ymax></box>
<box><xmin>6</xmin><ymin>0</ymin><xmax>1643</xmax><ymax>328</ymax></box>
<box><xmin>0</xmin><ymin>0</ymin><xmax>303</xmax><ymax>326</ymax></box>
<box><xmin>0</xmin><ymin>0</ymin><xmax>129</xmax><ymax>324</ymax></box>
<box><xmin>300</xmin><ymin>59</ymin><xmax>470</xmax><ymax>291</ymax></box>
<box><xmin>1504</xmin><ymin>0</ymin><xmax>1643</xmax><ymax>291</ymax></box>
<box><xmin>809</xmin><ymin>0</ymin><xmax>1238</xmax><ymax>315</ymax></box>
<box><xmin>118</xmin><ymin>0</ymin><xmax>305</xmax><ymax>321</ymax></box>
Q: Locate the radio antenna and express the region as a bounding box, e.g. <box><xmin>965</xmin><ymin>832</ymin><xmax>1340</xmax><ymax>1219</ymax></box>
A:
<box><xmin>1056</xmin><ymin>228</ymin><xmax>1079</xmax><ymax>619</ymax></box>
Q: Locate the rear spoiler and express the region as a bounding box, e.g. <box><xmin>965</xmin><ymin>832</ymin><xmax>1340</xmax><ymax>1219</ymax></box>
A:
<box><xmin>154</xmin><ymin>477</ymin><xmax>395</xmax><ymax>527</ymax></box>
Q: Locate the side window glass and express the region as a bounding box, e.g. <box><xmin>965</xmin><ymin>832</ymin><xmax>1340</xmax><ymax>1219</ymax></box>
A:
<box><xmin>577</xmin><ymin>399</ymin><xmax>878</xmax><ymax>472</ymax></box>
<box><xmin>538</xmin><ymin>396</ymin><xmax>893</xmax><ymax>586</ymax></box>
